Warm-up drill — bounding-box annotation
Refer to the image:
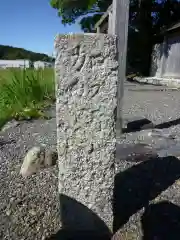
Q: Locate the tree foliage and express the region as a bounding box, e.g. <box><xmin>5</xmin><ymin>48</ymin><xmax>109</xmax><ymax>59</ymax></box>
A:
<box><xmin>50</xmin><ymin>0</ymin><xmax>112</xmax><ymax>31</ymax></box>
<box><xmin>0</xmin><ymin>45</ymin><xmax>54</xmax><ymax>62</ymax></box>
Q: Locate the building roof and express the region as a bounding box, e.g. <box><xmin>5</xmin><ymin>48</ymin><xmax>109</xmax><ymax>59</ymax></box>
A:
<box><xmin>157</xmin><ymin>21</ymin><xmax>180</xmax><ymax>37</ymax></box>
<box><xmin>94</xmin><ymin>3</ymin><xmax>138</xmax><ymax>33</ymax></box>
<box><xmin>94</xmin><ymin>3</ymin><xmax>180</xmax><ymax>36</ymax></box>
<box><xmin>165</xmin><ymin>21</ymin><xmax>180</xmax><ymax>32</ymax></box>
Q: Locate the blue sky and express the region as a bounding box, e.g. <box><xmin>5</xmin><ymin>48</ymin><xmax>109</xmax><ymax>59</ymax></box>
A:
<box><xmin>0</xmin><ymin>0</ymin><xmax>83</xmax><ymax>56</ymax></box>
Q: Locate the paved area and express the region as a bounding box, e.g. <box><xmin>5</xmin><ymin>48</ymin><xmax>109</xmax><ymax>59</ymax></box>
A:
<box><xmin>1</xmin><ymin>81</ymin><xmax>180</xmax><ymax>239</ymax></box>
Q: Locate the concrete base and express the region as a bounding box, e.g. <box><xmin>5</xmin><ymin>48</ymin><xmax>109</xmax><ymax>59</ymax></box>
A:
<box><xmin>133</xmin><ymin>76</ymin><xmax>180</xmax><ymax>88</ymax></box>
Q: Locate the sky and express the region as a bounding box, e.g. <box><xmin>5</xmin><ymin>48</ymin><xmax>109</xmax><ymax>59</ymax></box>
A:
<box><xmin>0</xmin><ymin>0</ymin><xmax>83</xmax><ymax>56</ymax></box>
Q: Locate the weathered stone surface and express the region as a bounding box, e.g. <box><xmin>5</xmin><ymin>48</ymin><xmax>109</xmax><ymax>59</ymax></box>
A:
<box><xmin>55</xmin><ymin>33</ymin><xmax>118</xmax><ymax>232</ymax></box>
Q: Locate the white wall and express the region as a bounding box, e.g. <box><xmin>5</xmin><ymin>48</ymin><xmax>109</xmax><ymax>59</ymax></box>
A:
<box><xmin>34</xmin><ymin>61</ymin><xmax>53</xmax><ymax>69</ymax></box>
<box><xmin>151</xmin><ymin>33</ymin><xmax>180</xmax><ymax>78</ymax></box>
<box><xmin>0</xmin><ymin>60</ymin><xmax>30</xmax><ymax>69</ymax></box>
<box><xmin>163</xmin><ymin>35</ymin><xmax>180</xmax><ymax>78</ymax></box>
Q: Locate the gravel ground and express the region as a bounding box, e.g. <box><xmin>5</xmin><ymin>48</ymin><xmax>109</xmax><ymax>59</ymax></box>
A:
<box><xmin>1</xmin><ymin>81</ymin><xmax>180</xmax><ymax>239</ymax></box>
<box><xmin>114</xmin><ymin>81</ymin><xmax>180</xmax><ymax>239</ymax></box>
<box><xmin>0</xmin><ymin>106</ymin><xmax>60</xmax><ymax>240</ymax></box>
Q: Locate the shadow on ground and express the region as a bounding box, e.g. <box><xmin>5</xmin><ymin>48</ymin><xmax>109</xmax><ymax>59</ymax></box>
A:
<box><xmin>155</xmin><ymin>118</ymin><xmax>180</xmax><ymax>129</ymax></box>
<box><xmin>123</xmin><ymin>118</ymin><xmax>154</xmax><ymax>133</ymax></box>
<box><xmin>123</xmin><ymin>117</ymin><xmax>180</xmax><ymax>133</ymax></box>
<box><xmin>46</xmin><ymin>156</ymin><xmax>180</xmax><ymax>239</ymax></box>
<box><xmin>113</xmin><ymin>156</ymin><xmax>180</xmax><ymax>232</ymax></box>
<box><xmin>46</xmin><ymin>194</ymin><xmax>112</xmax><ymax>240</ymax></box>
<box><xmin>142</xmin><ymin>201</ymin><xmax>180</xmax><ymax>240</ymax></box>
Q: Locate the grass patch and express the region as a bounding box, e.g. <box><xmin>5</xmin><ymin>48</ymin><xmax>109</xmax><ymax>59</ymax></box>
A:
<box><xmin>0</xmin><ymin>67</ymin><xmax>55</xmax><ymax>129</ymax></box>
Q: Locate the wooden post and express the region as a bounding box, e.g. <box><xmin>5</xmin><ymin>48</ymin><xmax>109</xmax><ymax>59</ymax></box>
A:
<box><xmin>108</xmin><ymin>11</ymin><xmax>113</xmax><ymax>34</ymax></box>
<box><xmin>96</xmin><ymin>26</ymin><xmax>100</xmax><ymax>33</ymax></box>
<box><xmin>112</xmin><ymin>0</ymin><xmax>130</xmax><ymax>140</ymax></box>
<box><xmin>160</xmin><ymin>36</ymin><xmax>167</xmax><ymax>78</ymax></box>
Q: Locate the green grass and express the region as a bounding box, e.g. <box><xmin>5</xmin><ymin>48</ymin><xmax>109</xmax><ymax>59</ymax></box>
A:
<box><xmin>0</xmin><ymin>67</ymin><xmax>55</xmax><ymax>129</ymax></box>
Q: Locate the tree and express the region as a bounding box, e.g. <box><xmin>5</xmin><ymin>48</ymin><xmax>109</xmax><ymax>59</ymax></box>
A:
<box><xmin>50</xmin><ymin>0</ymin><xmax>146</xmax><ymax>32</ymax></box>
<box><xmin>50</xmin><ymin>0</ymin><xmax>112</xmax><ymax>32</ymax></box>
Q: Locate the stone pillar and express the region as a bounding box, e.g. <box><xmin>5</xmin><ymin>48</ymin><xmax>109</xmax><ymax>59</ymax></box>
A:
<box><xmin>55</xmin><ymin>33</ymin><xmax>118</xmax><ymax>235</ymax></box>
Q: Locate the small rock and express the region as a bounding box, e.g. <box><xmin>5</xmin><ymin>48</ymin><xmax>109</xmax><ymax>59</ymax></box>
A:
<box><xmin>6</xmin><ymin>209</ymin><xmax>12</xmax><ymax>216</ymax></box>
<box><xmin>36</xmin><ymin>226</ymin><xmax>41</xmax><ymax>231</ymax></box>
<box><xmin>176</xmin><ymin>179</ymin><xmax>180</xmax><ymax>186</ymax></box>
<box><xmin>29</xmin><ymin>209</ymin><xmax>36</xmax><ymax>216</ymax></box>
<box><xmin>1</xmin><ymin>120</ymin><xmax>20</xmax><ymax>132</ymax></box>
<box><xmin>44</xmin><ymin>149</ymin><xmax>58</xmax><ymax>167</ymax></box>
<box><xmin>20</xmin><ymin>146</ymin><xmax>58</xmax><ymax>177</ymax></box>
<box><xmin>87</xmin><ymin>144</ymin><xmax>94</xmax><ymax>154</ymax></box>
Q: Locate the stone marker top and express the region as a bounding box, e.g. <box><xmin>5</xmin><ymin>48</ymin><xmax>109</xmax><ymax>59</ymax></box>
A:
<box><xmin>54</xmin><ymin>33</ymin><xmax>117</xmax><ymax>55</ymax></box>
<box><xmin>54</xmin><ymin>32</ymin><xmax>110</xmax><ymax>42</ymax></box>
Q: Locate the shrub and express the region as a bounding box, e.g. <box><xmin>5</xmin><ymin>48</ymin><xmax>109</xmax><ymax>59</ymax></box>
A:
<box><xmin>0</xmin><ymin>67</ymin><xmax>55</xmax><ymax>128</ymax></box>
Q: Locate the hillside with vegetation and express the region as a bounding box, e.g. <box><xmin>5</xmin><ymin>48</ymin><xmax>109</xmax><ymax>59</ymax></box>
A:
<box><xmin>0</xmin><ymin>45</ymin><xmax>54</xmax><ymax>62</ymax></box>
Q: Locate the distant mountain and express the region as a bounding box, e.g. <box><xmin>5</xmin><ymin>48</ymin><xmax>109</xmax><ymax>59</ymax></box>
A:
<box><xmin>0</xmin><ymin>45</ymin><xmax>55</xmax><ymax>62</ymax></box>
